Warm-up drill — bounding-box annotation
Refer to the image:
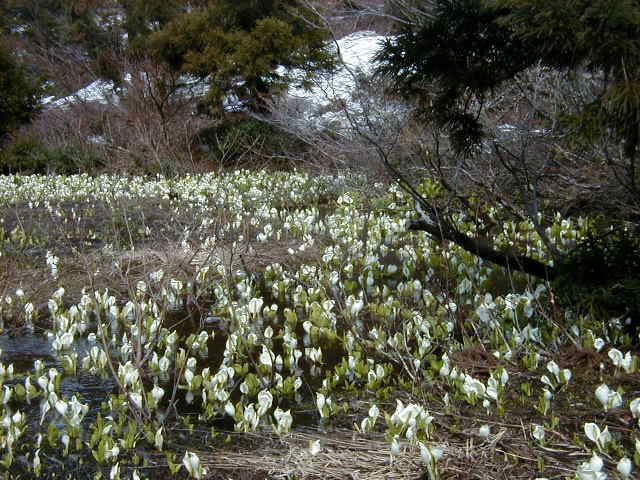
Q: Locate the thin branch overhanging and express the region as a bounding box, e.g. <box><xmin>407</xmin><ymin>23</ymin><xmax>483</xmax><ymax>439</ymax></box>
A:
<box><xmin>298</xmin><ymin>1</ymin><xmax>558</xmax><ymax>280</ymax></box>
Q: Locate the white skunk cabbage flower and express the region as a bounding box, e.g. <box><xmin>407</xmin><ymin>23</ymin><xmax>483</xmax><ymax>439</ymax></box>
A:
<box><xmin>419</xmin><ymin>442</ymin><xmax>443</xmax><ymax>464</ymax></box>
<box><xmin>183</xmin><ymin>451</ymin><xmax>205</xmax><ymax>479</ymax></box>
<box><xmin>576</xmin><ymin>453</ymin><xmax>606</xmax><ymax>480</ymax></box>
<box><xmin>584</xmin><ymin>423</ymin><xmax>612</xmax><ymax>450</ymax></box>
<box><xmin>273</xmin><ymin>408</ymin><xmax>293</xmax><ymax>434</ymax></box>
<box><xmin>151</xmin><ymin>385</ymin><xmax>164</xmax><ymax>403</ymax></box>
<box><xmin>248</xmin><ymin>297</ymin><xmax>264</xmax><ymax>316</ymax></box>
<box><xmin>54</xmin><ymin>399</ymin><xmax>68</xmax><ymax>417</ymax></box>
<box><xmin>630</xmin><ymin>397</ymin><xmax>640</xmax><ymax>419</ymax></box>
<box><xmin>308</xmin><ymin>439</ymin><xmax>321</xmax><ymax>456</ymax></box>
<box><xmin>129</xmin><ymin>392</ymin><xmax>142</xmax><ymax>409</ymax></box>
<box><xmin>257</xmin><ymin>390</ymin><xmax>273</xmax><ymax>417</ymax></box>
<box><xmin>259</xmin><ymin>346</ymin><xmax>273</xmax><ymax>367</ymax></box>
<box><xmin>608</xmin><ymin>348</ymin><xmax>635</xmax><ymax>373</ymax></box>
<box><xmin>617</xmin><ymin>457</ymin><xmax>633</xmax><ymax>478</ymax></box>
<box><xmin>390</xmin><ymin>435</ymin><xmax>402</xmax><ymax>456</ymax></box>
<box><xmin>316</xmin><ymin>393</ymin><xmax>328</xmax><ymax>418</ymax></box>
<box><xmin>595</xmin><ymin>384</ymin><xmax>622</xmax><ymax>411</ymax></box>
<box><xmin>532</xmin><ymin>424</ymin><xmax>545</xmax><ymax>442</ymax></box>
<box><xmin>155</xmin><ymin>427</ymin><xmax>164</xmax><ymax>450</ymax></box>
<box><xmin>109</xmin><ymin>463</ymin><xmax>119</xmax><ymax>480</ymax></box>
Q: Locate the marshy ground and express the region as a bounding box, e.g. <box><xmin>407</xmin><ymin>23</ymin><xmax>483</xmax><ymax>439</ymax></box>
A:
<box><xmin>0</xmin><ymin>171</ymin><xmax>638</xmax><ymax>479</ymax></box>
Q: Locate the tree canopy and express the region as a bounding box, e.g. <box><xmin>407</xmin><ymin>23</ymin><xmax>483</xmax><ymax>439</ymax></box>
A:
<box><xmin>119</xmin><ymin>0</ymin><xmax>189</xmax><ymax>49</ymax></box>
<box><xmin>376</xmin><ymin>0</ymin><xmax>640</xmax><ymax>161</ymax></box>
<box><xmin>371</xmin><ymin>0</ymin><xmax>640</xmax><ymax>332</ymax></box>
<box><xmin>377</xmin><ymin>0</ymin><xmax>532</xmax><ymax>152</ymax></box>
<box><xmin>371</xmin><ymin>0</ymin><xmax>640</xmax><ymax>307</ymax></box>
<box><xmin>3</xmin><ymin>0</ymin><xmax>123</xmax><ymax>84</ymax></box>
<box><xmin>148</xmin><ymin>0</ymin><xmax>335</xmax><ymax>113</ymax></box>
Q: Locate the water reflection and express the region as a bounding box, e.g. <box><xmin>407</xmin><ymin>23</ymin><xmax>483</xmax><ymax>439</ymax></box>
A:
<box><xmin>0</xmin><ymin>333</ymin><xmax>57</xmax><ymax>372</ymax></box>
<box><xmin>0</xmin><ymin>333</ymin><xmax>116</xmax><ymax>429</ymax></box>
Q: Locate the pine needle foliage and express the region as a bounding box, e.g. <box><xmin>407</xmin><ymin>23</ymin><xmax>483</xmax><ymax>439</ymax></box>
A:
<box><xmin>149</xmin><ymin>0</ymin><xmax>336</xmax><ymax>114</ymax></box>
<box><xmin>375</xmin><ymin>0</ymin><xmax>640</xmax><ymax>160</ymax></box>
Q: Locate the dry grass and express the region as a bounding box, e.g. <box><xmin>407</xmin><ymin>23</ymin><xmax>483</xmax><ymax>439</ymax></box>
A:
<box><xmin>0</xmin><ymin>193</ymin><xmax>328</xmax><ymax>331</ymax></box>
<box><xmin>197</xmin><ymin>429</ymin><xmax>425</xmax><ymax>480</ymax></box>
<box><xmin>185</xmin><ymin>424</ymin><xmax>590</xmax><ymax>480</ymax></box>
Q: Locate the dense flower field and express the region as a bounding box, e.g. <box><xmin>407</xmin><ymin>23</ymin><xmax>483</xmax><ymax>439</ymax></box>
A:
<box><xmin>0</xmin><ymin>171</ymin><xmax>637</xmax><ymax>479</ymax></box>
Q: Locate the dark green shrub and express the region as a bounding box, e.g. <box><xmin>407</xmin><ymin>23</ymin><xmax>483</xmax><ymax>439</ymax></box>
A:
<box><xmin>553</xmin><ymin>222</ymin><xmax>640</xmax><ymax>340</ymax></box>
<box><xmin>0</xmin><ymin>136</ymin><xmax>103</xmax><ymax>174</ymax></box>
<box><xmin>94</xmin><ymin>49</ymin><xmax>123</xmax><ymax>86</ymax></box>
<box><xmin>194</xmin><ymin>117</ymin><xmax>305</xmax><ymax>168</ymax></box>
<box><xmin>0</xmin><ymin>41</ymin><xmax>42</xmax><ymax>144</ymax></box>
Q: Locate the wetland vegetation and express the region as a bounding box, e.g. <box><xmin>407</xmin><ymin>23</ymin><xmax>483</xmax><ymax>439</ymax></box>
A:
<box><xmin>2</xmin><ymin>1</ymin><xmax>640</xmax><ymax>478</ymax></box>
<box><xmin>0</xmin><ymin>171</ymin><xmax>638</xmax><ymax>479</ymax></box>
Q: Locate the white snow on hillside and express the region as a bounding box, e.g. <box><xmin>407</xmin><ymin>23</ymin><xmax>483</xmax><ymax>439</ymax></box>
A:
<box><xmin>285</xmin><ymin>31</ymin><xmax>385</xmax><ymax>99</ymax></box>
<box><xmin>44</xmin><ymin>73</ymin><xmax>204</xmax><ymax>108</ymax></box>
<box><xmin>282</xmin><ymin>31</ymin><xmax>387</xmax><ymax>119</ymax></box>
<box><xmin>46</xmin><ymin>79</ymin><xmax>120</xmax><ymax>107</ymax></box>
<box><xmin>43</xmin><ymin>30</ymin><xmax>390</xmax><ymax>124</ymax></box>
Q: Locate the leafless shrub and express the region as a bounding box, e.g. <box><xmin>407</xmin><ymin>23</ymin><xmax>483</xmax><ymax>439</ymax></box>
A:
<box><xmin>309</xmin><ymin>0</ymin><xmax>393</xmax><ymax>36</ymax></box>
<box><xmin>264</xmin><ymin>65</ymin><xmax>410</xmax><ymax>182</ymax></box>
<box><xmin>19</xmin><ymin>53</ymin><xmax>216</xmax><ymax>174</ymax></box>
<box><xmin>404</xmin><ymin>64</ymin><xmax>640</xmax><ymax>223</ymax></box>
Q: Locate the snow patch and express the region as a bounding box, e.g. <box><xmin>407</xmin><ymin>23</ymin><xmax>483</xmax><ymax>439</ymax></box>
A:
<box><xmin>51</xmin><ymin>79</ymin><xmax>119</xmax><ymax>107</ymax></box>
<box><xmin>282</xmin><ymin>31</ymin><xmax>387</xmax><ymax>111</ymax></box>
<box><xmin>43</xmin><ymin>30</ymin><xmax>392</xmax><ymax>125</ymax></box>
<box><xmin>11</xmin><ymin>25</ymin><xmax>29</xmax><ymax>34</ymax></box>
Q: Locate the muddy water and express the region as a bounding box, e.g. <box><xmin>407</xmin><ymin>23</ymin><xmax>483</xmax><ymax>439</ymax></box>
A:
<box><xmin>0</xmin><ymin>319</ymin><xmax>233</xmax><ymax>428</ymax></box>
<box><xmin>0</xmin><ymin>312</ymin><xmax>345</xmax><ymax>471</ymax></box>
<box><xmin>0</xmin><ymin>333</ymin><xmax>57</xmax><ymax>373</ymax></box>
<box><xmin>0</xmin><ymin>326</ymin><xmax>353</xmax><ymax>480</ymax></box>
<box><xmin>0</xmin><ymin>334</ymin><xmax>117</xmax><ymax>425</ymax></box>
